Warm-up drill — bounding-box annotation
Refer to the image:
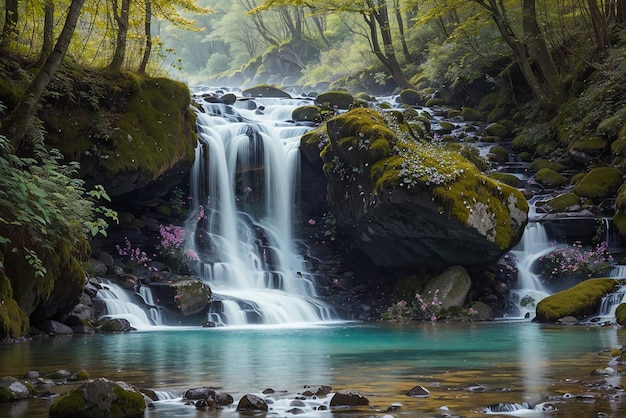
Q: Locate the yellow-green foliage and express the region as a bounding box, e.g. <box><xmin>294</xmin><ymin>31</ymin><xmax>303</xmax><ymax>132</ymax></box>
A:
<box><xmin>545</xmin><ymin>193</ymin><xmax>580</xmax><ymax>212</ymax></box>
<box><xmin>535</xmin><ymin>279</ymin><xmax>619</xmax><ymax>322</ymax></box>
<box><xmin>572</xmin><ymin>167</ymin><xmax>623</xmax><ymax>201</ymax></box>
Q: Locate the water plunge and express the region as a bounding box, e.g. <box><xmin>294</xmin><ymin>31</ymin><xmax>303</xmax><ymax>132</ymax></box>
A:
<box><xmin>186</xmin><ymin>92</ymin><xmax>335</xmax><ymax>326</ymax></box>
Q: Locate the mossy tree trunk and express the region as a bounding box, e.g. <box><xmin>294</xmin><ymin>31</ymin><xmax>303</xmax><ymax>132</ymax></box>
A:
<box><xmin>0</xmin><ymin>0</ymin><xmax>86</xmax><ymax>153</ymax></box>
<box><xmin>138</xmin><ymin>0</ymin><xmax>152</xmax><ymax>74</ymax></box>
<box><xmin>0</xmin><ymin>0</ymin><xmax>18</xmax><ymax>49</ymax></box>
<box><xmin>34</xmin><ymin>0</ymin><xmax>55</xmax><ymax>67</ymax></box>
<box><xmin>107</xmin><ymin>0</ymin><xmax>130</xmax><ymax>72</ymax></box>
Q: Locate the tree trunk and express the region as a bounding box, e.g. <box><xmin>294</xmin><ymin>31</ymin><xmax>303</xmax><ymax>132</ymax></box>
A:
<box><xmin>107</xmin><ymin>0</ymin><xmax>131</xmax><ymax>72</ymax></box>
<box><xmin>1</xmin><ymin>0</ymin><xmax>86</xmax><ymax>152</ymax></box>
<box><xmin>138</xmin><ymin>0</ymin><xmax>152</xmax><ymax>74</ymax></box>
<box><xmin>392</xmin><ymin>0</ymin><xmax>411</xmax><ymax>61</ymax></box>
<box><xmin>522</xmin><ymin>0</ymin><xmax>560</xmax><ymax>94</ymax></box>
<box><xmin>362</xmin><ymin>2</ymin><xmax>414</xmax><ymax>90</ymax></box>
<box><xmin>1</xmin><ymin>0</ymin><xmax>18</xmax><ymax>49</ymax></box>
<box><xmin>587</xmin><ymin>0</ymin><xmax>608</xmax><ymax>52</ymax></box>
<box><xmin>35</xmin><ymin>0</ymin><xmax>55</xmax><ymax>66</ymax></box>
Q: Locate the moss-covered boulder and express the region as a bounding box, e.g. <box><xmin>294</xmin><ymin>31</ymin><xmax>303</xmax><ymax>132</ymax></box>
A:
<box><xmin>242</xmin><ymin>84</ymin><xmax>291</xmax><ymax>98</ymax></box>
<box><xmin>301</xmin><ymin>108</ymin><xmax>528</xmax><ymax>272</ymax></box>
<box><xmin>535</xmin><ymin>279</ymin><xmax>619</xmax><ymax>322</ymax></box>
<box><xmin>461</xmin><ymin>107</ymin><xmax>484</xmax><ymax>121</ymax></box>
<box><xmin>149</xmin><ymin>276</ymin><xmax>211</xmax><ymax>317</ymax></box>
<box><xmin>616</xmin><ymin>303</ymin><xmax>626</xmax><ymax>326</ymax></box>
<box><xmin>315</xmin><ymin>90</ymin><xmax>354</xmax><ymax>110</ymax></box>
<box><xmin>572</xmin><ymin>167</ymin><xmax>623</xmax><ymax>202</ymax></box>
<box><xmin>487</xmin><ymin>173</ymin><xmax>522</xmax><ymax>188</ymax></box>
<box><xmin>422</xmin><ymin>266</ymin><xmax>471</xmax><ymax>309</ymax></box>
<box><xmin>399</xmin><ymin>89</ymin><xmax>422</xmax><ymax>106</ymax></box>
<box><xmin>487</xmin><ymin>146</ymin><xmax>509</xmax><ymax>163</ymax></box>
<box><xmin>569</xmin><ymin>135</ymin><xmax>609</xmax><ymax>163</ymax></box>
<box><xmin>485</xmin><ymin>123</ymin><xmax>508</xmax><ymax>138</ymax></box>
<box><xmin>530</xmin><ymin>158</ymin><xmax>565</xmax><ymax>172</ymax></box>
<box><xmin>535</xmin><ymin>168</ymin><xmax>567</xmax><ymax>188</ymax></box>
<box><xmin>544</xmin><ymin>193</ymin><xmax>581</xmax><ymax>212</ymax></box>
<box><xmin>0</xmin><ymin>376</ymin><xmax>31</xmax><ymax>401</ymax></box>
<box><xmin>41</xmin><ymin>71</ymin><xmax>197</xmax><ymax>199</ymax></box>
<box><xmin>49</xmin><ymin>378</ymin><xmax>145</xmax><ymax>418</ymax></box>
<box><xmin>292</xmin><ymin>105</ymin><xmax>321</xmax><ymax>122</ymax></box>
<box><xmin>0</xmin><ymin>274</ymin><xmax>29</xmax><ymax>339</ymax></box>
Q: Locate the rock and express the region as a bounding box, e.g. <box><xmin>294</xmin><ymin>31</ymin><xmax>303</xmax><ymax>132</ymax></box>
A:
<box><xmin>117</xmin><ymin>274</ymin><xmax>138</xmax><ymax>290</ymax></box>
<box><xmin>315</xmin><ymin>91</ymin><xmax>354</xmax><ymax>110</ymax></box>
<box><xmin>573</xmin><ymin>167</ymin><xmax>623</xmax><ymax>203</ymax></box>
<box><xmin>535</xmin><ymin>168</ymin><xmax>567</xmax><ymax>188</ymax></box>
<box><xmin>406</xmin><ymin>385</ymin><xmax>430</xmax><ymax>398</ymax></box>
<box><xmin>49</xmin><ymin>377</ymin><xmax>145</xmax><ymax>418</ymax></box>
<box><xmin>399</xmin><ymin>89</ymin><xmax>422</xmax><ymax>106</ymax></box>
<box><xmin>535</xmin><ymin>279</ymin><xmax>616</xmax><ymax>323</ymax></box>
<box><xmin>236</xmin><ymin>393</ymin><xmax>268</xmax><ymax>411</ymax></box>
<box><xmin>242</xmin><ymin>84</ymin><xmax>291</xmax><ymax>98</ymax></box>
<box><xmin>329</xmin><ymin>390</ymin><xmax>369</xmax><ymax>407</ymax></box>
<box><xmin>0</xmin><ymin>376</ymin><xmax>30</xmax><ymax>401</ymax></box>
<box><xmin>292</xmin><ymin>106</ymin><xmax>321</xmax><ymax>122</ymax></box>
<box><xmin>71</xmin><ymin>324</ymin><xmax>96</xmax><ymax>334</ymax></box>
<box><xmin>184</xmin><ymin>387</ymin><xmax>216</xmax><ymax>400</ymax></box>
<box><xmin>422</xmin><ymin>266</ymin><xmax>471</xmax><ymax>309</ymax></box>
<box><xmin>557</xmin><ymin>316</ymin><xmax>579</xmax><ymax>325</ymax></box>
<box><xmin>99</xmin><ymin>318</ymin><xmax>132</xmax><ymax>333</ymax></box>
<box><xmin>461</xmin><ymin>107</ymin><xmax>484</xmax><ymax>121</ymax></box>
<box><xmin>214</xmin><ymin>392</ymin><xmax>233</xmax><ymax>406</ymax></box>
<box><xmin>36</xmin><ymin>320</ymin><xmax>74</xmax><ymax>336</ymax></box>
<box><xmin>301</xmin><ymin>108</ymin><xmax>528</xmax><ymax>272</ymax></box>
<box><xmin>149</xmin><ymin>277</ymin><xmax>211</xmax><ymax>316</ymax></box>
<box><xmin>485</xmin><ymin>122</ymin><xmax>508</xmax><ymax>137</ymax></box>
<box><xmin>89</xmin><ymin>259</ymin><xmax>108</xmax><ymax>276</ymax></box>
<box><xmin>46</xmin><ymin>370</ymin><xmax>71</xmax><ymax>380</ymax></box>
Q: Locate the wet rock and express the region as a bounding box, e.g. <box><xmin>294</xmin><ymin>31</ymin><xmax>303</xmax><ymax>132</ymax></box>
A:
<box><xmin>46</xmin><ymin>370</ymin><xmax>71</xmax><ymax>380</ymax></box>
<box><xmin>36</xmin><ymin>320</ymin><xmax>74</xmax><ymax>336</ymax></box>
<box><xmin>302</xmin><ymin>385</ymin><xmax>333</xmax><ymax>396</ymax></box>
<box><xmin>49</xmin><ymin>377</ymin><xmax>145</xmax><ymax>418</ymax></box>
<box><xmin>406</xmin><ymin>385</ymin><xmax>430</xmax><ymax>398</ymax></box>
<box><xmin>195</xmin><ymin>398</ymin><xmax>215</xmax><ymax>409</ymax></box>
<box><xmin>0</xmin><ymin>376</ymin><xmax>30</xmax><ymax>401</ymax></box>
<box><xmin>184</xmin><ymin>387</ymin><xmax>216</xmax><ymax>400</ymax></box>
<box><xmin>214</xmin><ymin>392</ymin><xmax>233</xmax><ymax>406</ymax></box>
<box><xmin>592</xmin><ymin>367</ymin><xmax>617</xmax><ymax>376</ymax></box>
<box><xmin>236</xmin><ymin>393</ymin><xmax>268</xmax><ymax>411</ymax></box>
<box><xmin>99</xmin><ymin>318</ymin><xmax>132</xmax><ymax>333</ymax></box>
<box><xmin>89</xmin><ymin>259</ymin><xmax>108</xmax><ymax>276</ymax></box>
<box><xmin>557</xmin><ymin>316</ymin><xmax>579</xmax><ymax>325</ymax></box>
<box><xmin>329</xmin><ymin>390</ymin><xmax>369</xmax><ymax>407</ymax></box>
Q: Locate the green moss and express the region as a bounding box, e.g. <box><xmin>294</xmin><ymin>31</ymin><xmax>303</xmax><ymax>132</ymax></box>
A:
<box><xmin>399</xmin><ymin>89</ymin><xmax>422</xmax><ymax>106</ymax></box>
<box><xmin>487</xmin><ymin>146</ymin><xmax>509</xmax><ymax>163</ymax></box>
<box><xmin>292</xmin><ymin>105</ymin><xmax>321</xmax><ymax>122</ymax></box>
<box><xmin>546</xmin><ymin>193</ymin><xmax>580</xmax><ymax>212</ymax></box>
<box><xmin>616</xmin><ymin>303</ymin><xmax>626</xmax><ymax>326</ymax></box>
<box><xmin>535</xmin><ymin>168</ymin><xmax>567</xmax><ymax>187</ymax></box>
<box><xmin>0</xmin><ymin>273</ymin><xmax>29</xmax><ymax>338</ymax></box>
<box><xmin>530</xmin><ymin>158</ymin><xmax>565</xmax><ymax>172</ymax></box>
<box><xmin>316</xmin><ymin>91</ymin><xmax>354</xmax><ymax>109</ymax></box>
<box><xmin>438</xmin><ymin>121</ymin><xmax>455</xmax><ymax>133</ymax></box>
<box><xmin>535</xmin><ymin>279</ymin><xmax>619</xmax><ymax>322</ymax></box>
<box><xmin>0</xmin><ymin>387</ymin><xmax>17</xmax><ymax>402</ymax></box>
<box><xmin>425</xmin><ymin>97</ymin><xmax>445</xmax><ymax>107</ymax></box>
<box><xmin>487</xmin><ymin>173</ymin><xmax>521</xmax><ymax>188</ymax></box>
<box><xmin>485</xmin><ymin>123</ymin><xmax>508</xmax><ymax>137</ymax></box>
<box><xmin>447</xmin><ymin>109</ymin><xmax>461</xmax><ymax>118</ymax></box>
<box><xmin>572</xmin><ymin>166</ymin><xmax>623</xmax><ymax>201</ymax></box>
<box><xmin>569</xmin><ymin>172</ymin><xmax>587</xmax><ymax>185</ymax></box>
<box><xmin>242</xmin><ymin>84</ymin><xmax>291</xmax><ymax>98</ymax></box>
<box><xmin>461</xmin><ymin>107</ymin><xmax>484</xmax><ymax>121</ymax></box>
<box><xmin>569</xmin><ymin>135</ymin><xmax>608</xmax><ymax>155</ymax></box>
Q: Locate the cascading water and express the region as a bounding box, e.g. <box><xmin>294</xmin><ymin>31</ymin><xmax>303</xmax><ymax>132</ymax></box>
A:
<box><xmin>96</xmin><ymin>280</ymin><xmax>161</xmax><ymax>329</ymax></box>
<box><xmin>186</xmin><ymin>90</ymin><xmax>336</xmax><ymax>326</ymax></box>
<box><xmin>508</xmin><ymin>221</ymin><xmax>554</xmax><ymax>318</ymax></box>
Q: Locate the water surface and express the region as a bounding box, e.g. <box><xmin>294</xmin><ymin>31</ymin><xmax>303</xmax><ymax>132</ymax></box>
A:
<box><xmin>1</xmin><ymin>321</ymin><xmax>624</xmax><ymax>417</ymax></box>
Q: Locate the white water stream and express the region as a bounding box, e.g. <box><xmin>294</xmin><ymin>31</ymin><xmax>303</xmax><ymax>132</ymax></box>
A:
<box><xmin>185</xmin><ymin>91</ymin><xmax>335</xmax><ymax>326</ymax></box>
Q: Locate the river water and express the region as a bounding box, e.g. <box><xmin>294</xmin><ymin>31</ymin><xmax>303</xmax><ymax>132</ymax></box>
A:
<box><xmin>1</xmin><ymin>321</ymin><xmax>625</xmax><ymax>417</ymax></box>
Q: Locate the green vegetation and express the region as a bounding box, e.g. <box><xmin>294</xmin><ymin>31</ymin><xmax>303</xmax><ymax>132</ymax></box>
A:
<box><xmin>535</xmin><ymin>279</ymin><xmax>619</xmax><ymax>322</ymax></box>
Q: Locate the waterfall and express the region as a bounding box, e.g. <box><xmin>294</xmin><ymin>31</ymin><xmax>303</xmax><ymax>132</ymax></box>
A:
<box><xmin>186</xmin><ymin>91</ymin><xmax>336</xmax><ymax>326</ymax></box>
<box><xmin>96</xmin><ymin>281</ymin><xmax>160</xmax><ymax>329</ymax></box>
<box><xmin>508</xmin><ymin>221</ymin><xmax>554</xmax><ymax>318</ymax></box>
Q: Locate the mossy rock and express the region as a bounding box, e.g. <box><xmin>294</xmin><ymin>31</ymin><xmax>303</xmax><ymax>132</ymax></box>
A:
<box><xmin>616</xmin><ymin>303</ymin><xmax>626</xmax><ymax>326</ymax></box>
<box><xmin>0</xmin><ymin>274</ymin><xmax>29</xmax><ymax>339</ymax></box>
<box><xmin>316</xmin><ymin>91</ymin><xmax>354</xmax><ymax>110</ymax></box>
<box><xmin>436</xmin><ymin>121</ymin><xmax>455</xmax><ymax>134</ymax></box>
<box><xmin>242</xmin><ymin>84</ymin><xmax>291</xmax><ymax>98</ymax></box>
<box><xmin>425</xmin><ymin>97</ymin><xmax>445</xmax><ymax>107</ymax></box>
<box><xmin>597</xmin><ymin>106</ymin><xmax>626</xmax><ymax>139</ymax></box>
<box><xmin>292</xmin><ymin>105</ymin><xmax>321</xmax><ymax>122</ymax></box>
<box><xmin>487</xmin><ymin>173</ymin><xmax>521</xmax><ymax>188</ymax></box>
<box><xmin>569</xmin><ymin>135</ymin><xmax>608</xmax><ymax>155</ymax></box>
<box><xmin>447</xmin><ymin>109</ymin><xmax>461</xmax><ymax>118</ymax></box>
<box><xmin>535</xmin><ymin>279</ymin><xmax>619</xmax><ymax>322</ymax></box>
<box><xmin>511</xmin><ymin>134</ymin><xmax>535</xmax><ymax>153</ymax></box>
<box><xmin>530</xmin><ymin>159</ymin><xmax>565</xmax><ymax>173</ymax></box>
<box><xmin>354</xmin><ymin>92</ymin><xmax>375</xmax><ymax>102</ymax></box>
<box><xmin>519</xmin><ymin>151</ymin><xmax>532</xmax><ymax>162</ymax></box>
<box><xmin>487</xmin><ymin>146</ymin><xmax>509</xmax><ymax>163</ymax></box>
<box><xmin>49</xmin><ymin>378</ymin><xmax>145</xmax><ymax>418</ymax></box>
<box><xmin>487</xmin><ymin>108</ymin><xmax>507</xmax><ymax>123</ymax></box>
<box><xmin>534</xmin><ymin>168</ymin><xmax>567</xmax><ymax>188</ymax></box>
<box><xmin>545</xmin><ymin>193</ymin><xmax>580</xmax><ymax>212</ymax></box>
<box><xmin>572</xmin><ymin>167</ymin><xmax>623</xmax><ymax>202</ymax></box>
<box><xmin>611</xmin><ymin>137</ymin><xmax>626</xmax><ymax>156</ymax></box>
<box><xmin>485</xmin><ymin>123</ymin><xmax>508</xmax><ymax>138</ymax></box>
<box><xmin>569</xmin><ymin>172</ymin><xmax>587</xmax><ymax>185</ymax></box>
<box><xmin>399</xmin><ymin>89</ymin><xmax>422</xmax><ymax>106</ymax></box>
<box><xmin>461</xmin><ymin>107</ymin><xmax>484</xmax><ymax>121</ymax></box>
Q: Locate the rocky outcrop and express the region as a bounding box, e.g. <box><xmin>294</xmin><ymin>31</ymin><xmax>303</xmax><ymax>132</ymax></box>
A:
<box><xmin>49</xmin><ymin>377</ymin><xmax>145</xmax><ymax>418</ymax></box>
<box><xmin>301</xmin><ymin>108</ymin><xmax>528</xmax><ymax>272</ymax></box>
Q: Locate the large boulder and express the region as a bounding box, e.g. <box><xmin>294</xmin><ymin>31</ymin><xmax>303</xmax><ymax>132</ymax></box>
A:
<box><xmin>301</xmin><ymin>108</ymin><xmax>528</xmax><ymax>272</ymax></box>
<box><xmin>49</xmin><ymin>377</ymin><xmax>145</xmax><ymax>418</ymax></box>
<box><xmin>423</xmin><ymin>266</ymin><xmax>472</xmax><ymax>309</ymax></box>
<box><xmin>149</xmin><ymin>276</ymin><xmax>211</xmax><ymax>317</ymax></box>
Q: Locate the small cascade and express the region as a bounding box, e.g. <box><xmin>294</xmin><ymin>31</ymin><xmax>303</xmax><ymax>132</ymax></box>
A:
<box><xmin>584</xmin><ymin>268</ymin><xmax>626</xmax><ymax>324</ymax></box>
<box><xmin>138</xmin><ymin>285</ymin><xmax>162</xmax><ymax>325</ymax></box>
<box><xmin>508</xmin><ymin>221</ymin><xmax>555</xmax><ymax>318</ymax></box>
<box><xmin>96</xmin><ymin>281</ymin><xmax>159</xmax><ymax>329</ymax></box>
<box><xmin>187</xmin><ymin>90</ymin><xmax>336</xmax><ymax>326</ymax></box>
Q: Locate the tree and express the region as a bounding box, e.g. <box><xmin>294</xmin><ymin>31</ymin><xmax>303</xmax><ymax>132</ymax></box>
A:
<box><xmin>138</xmin><ymin>0</ymin><xmax>152</xmax><ymax>73</ymax></box>
<box><xmin>0</xmin><ymin>0</ymin><xmax>87</xmax><ymax>152</ymax></box>
<box><xmin>1</xmin><ymin>0</ymin><xmax>19</xmax><ymax>49</ymax></box>
<box><xmin>35</xmin><ymin>0</ymin><xmax>55</xmax><ymax>66</ymax></box>
<box><xmin>251</xmin><ymin>0</ymin><xmax>416</xmax><ymax>90</ymax></box>
<box><xmin>106</xmin><ymin>0</ymin><xmax>131</xmax><ymax>72</ymax></box>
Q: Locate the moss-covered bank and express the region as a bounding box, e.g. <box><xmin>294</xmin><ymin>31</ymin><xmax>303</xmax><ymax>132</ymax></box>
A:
<box><xmin>535</xmin><ymin>279</ymin><xmax>620</xmax><ymax>323</ymax></box>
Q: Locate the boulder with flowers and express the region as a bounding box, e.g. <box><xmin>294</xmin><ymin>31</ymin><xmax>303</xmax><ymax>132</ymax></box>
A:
<box><xmin>301</xmin><ymin>108</ymin><xmax>528</xmax><ymax>272</ymax></box>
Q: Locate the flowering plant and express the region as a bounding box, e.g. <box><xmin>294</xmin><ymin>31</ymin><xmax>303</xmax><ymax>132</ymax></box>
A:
<box><xmin>116</xmin><ymin>237</ymin><xmax>155</xmax><ymax>271</ymax></box>
<box><xmin>538</xmin><ymin>241</ymin><xmax>613</xmax><ymax>283</ymax></box>
<box><xmin>381</xmin><ymin>289</ymin><xmax>444</xmax><ymax>322</ymax></box>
